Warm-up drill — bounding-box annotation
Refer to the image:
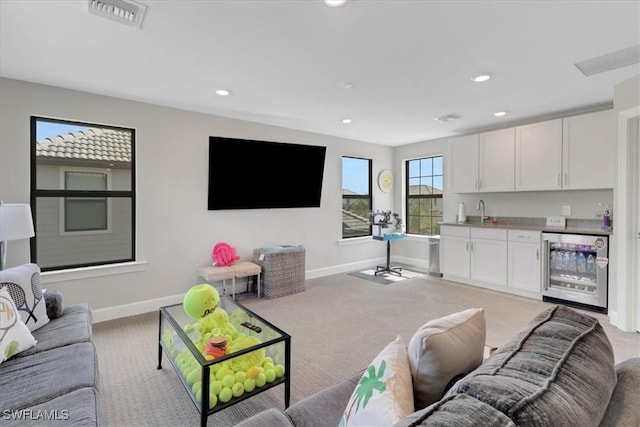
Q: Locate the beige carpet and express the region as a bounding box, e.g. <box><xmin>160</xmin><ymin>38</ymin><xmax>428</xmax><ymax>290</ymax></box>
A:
<box><xmin>93</xmin><ymin>272</ymin><xmax>640</xmax><ymax>426</ymax></box>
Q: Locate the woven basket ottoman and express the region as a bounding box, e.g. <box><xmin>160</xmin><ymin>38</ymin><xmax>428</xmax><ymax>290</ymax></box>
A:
<box><xmin>253</xmin><ymin>245</ymin><xmax>305</xmax><ymax>299</ymax></box>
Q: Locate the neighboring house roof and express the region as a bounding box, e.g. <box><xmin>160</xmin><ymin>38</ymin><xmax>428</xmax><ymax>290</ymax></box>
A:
<box><xmin>36</xmin><ymin>127</ymin><xmax>132</xmax><ymax>168</ymax></box>
<box><xmin>342</xmin><ymin>209</ymin><xmax>370</xmax><ymax>237</ymax></box>
<box><xmin>408</xmin><ymin>184</ymin><xmax>442</xmax><ymax>195</ymax></box>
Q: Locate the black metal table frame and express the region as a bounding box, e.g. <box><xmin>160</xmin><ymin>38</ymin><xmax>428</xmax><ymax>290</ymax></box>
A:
<box><xmin>157</xmin><ymin>300</ymin><xmax>291</xmax><ymax>427</ymax></box>
<box><xmin>374</xmin><ymin>236</ymin><xmax>403</xmax><ymax>276</ymax></box>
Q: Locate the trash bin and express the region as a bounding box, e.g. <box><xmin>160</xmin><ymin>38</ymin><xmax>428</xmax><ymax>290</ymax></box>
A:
<box><xmin>428</xmin><ymin>236</ymin><xmax>442</xmax><ymax>277</ymax></box>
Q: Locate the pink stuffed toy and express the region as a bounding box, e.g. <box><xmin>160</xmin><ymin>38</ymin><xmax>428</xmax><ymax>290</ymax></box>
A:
<box><xmin>211</xmin><ymin>242</ymin><xmax>239</xmax><ymax>266</ymax></box>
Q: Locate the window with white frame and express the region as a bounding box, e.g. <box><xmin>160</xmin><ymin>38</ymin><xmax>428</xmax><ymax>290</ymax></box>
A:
<box><xmin>342</xmin><ymin>156</ymin><xmax>372</xmax><ymax>239</ymax></box>
<box><xmin>406</xmin><ymin>156</ymin><xmax>443</xmax><ymax>236</ymax></box>
<box><xmin>31</xmin><ymin>117</ymin><xmax>135</xmax><ymax>271</ymax></box>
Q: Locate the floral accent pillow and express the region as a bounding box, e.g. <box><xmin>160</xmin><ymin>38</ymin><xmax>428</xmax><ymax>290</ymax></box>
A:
<box><xmin>339</xmin><ymin>335</ymin><xmax>414</xmax><ymax>426</ymax></box>
<box><xmin>0</xmin><ymin>286</ymin><xmax>37</xmax><ymax>364</ymax></box>
<box><xmin>0</xmin><ymin>263</ymin><xmax>49</xmax><ymax>332</ymax></box>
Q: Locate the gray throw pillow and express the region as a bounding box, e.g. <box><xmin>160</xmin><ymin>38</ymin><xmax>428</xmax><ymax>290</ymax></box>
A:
<box><xmin>407</xmin><ymin>308</ymin><xmax>486</xmax><ymax>410</ymax></box>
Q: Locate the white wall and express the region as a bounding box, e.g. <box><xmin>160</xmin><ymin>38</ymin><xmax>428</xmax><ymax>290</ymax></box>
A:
<box><xmin>0</xmin><ymin>77</ymin><xmax>394</xmax><ymax>314</ymax></box>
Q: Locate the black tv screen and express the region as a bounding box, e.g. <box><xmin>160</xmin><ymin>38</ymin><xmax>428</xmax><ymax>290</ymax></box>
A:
<box><xmin>208</xmin><ymin>136</ymin><xmax>326</xmax><ymax>210</ymax></box>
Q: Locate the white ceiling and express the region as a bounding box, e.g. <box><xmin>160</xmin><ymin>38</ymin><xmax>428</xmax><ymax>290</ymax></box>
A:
<box><xmin>1</xmin><ymin>0</ymin><xmax>639</xmax><ymax>146</ymax></box>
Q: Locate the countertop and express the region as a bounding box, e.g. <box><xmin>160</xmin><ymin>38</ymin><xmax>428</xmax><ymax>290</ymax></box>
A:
<box><xmin>440</xmin><ymin>216</ymin><xmax>612</xmax><ymax>236</ymax></box>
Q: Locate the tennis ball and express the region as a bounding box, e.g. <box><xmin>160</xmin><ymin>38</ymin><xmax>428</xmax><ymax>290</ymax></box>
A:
<box><xmin>186</xmin><ymin>368</ymin><xmax>200</xmax><ymax>386</ymax></box>
<box><xmin>274</xmin><ymin>364</ymin><xmax>285</xmax><ymax>378</ymax></box>
<box><xmin>234</xmin><ymin>371</ymin><xmax>246</xmax><ymax>384</ymax></box>
<box><xmin>210</xmin><ymin>380</ymin><xmax>223</xmax><ymax>396</ymax></box>
<box><xmin>255</xmin><ymin>373</ymin><xmax>266</xmax><ymax>388</ymax></box>
<box><xmin>263</xmin><ymin>362</ymin><xmax>275</xmax><ymax>372</ymax></box>
<box><xmin>215</xmin><ymin>368</ymin><xmax>230</xmax><ymax>381</ymax></box>
<box><xmin>212</xmin><ymin>307</ymin><xmax>229</xmax><ymax>325</ymax></box>
<box><xmin>265</xmin><ymin>368</ymin><xmax>276</xmax><ymax>383</ymax></box>
<box><xmin>195</xmin><ymin>389</ymin><xmax>202</xmax><ymax>402</ymax></box>
<box><xmin>183</xmin><ymin>284</ymin><xmax>220</xmax><ymax>320</ymax></box>
<box><xmin>219</xmin><ymin>387</ymin><xmax>232</xmax><ymax>403</ymax></box>
<box><xmin>246</xmin><ymin>366</ymin><xmax>260</xmax><ymax>379</ymax></box>
<box><xmin>222</xmin><ymin>374</ymin><xmax>235</xmax><ymax>389</ymax></box>
<box><xmin>232</xmin><ymin>382</ymin><xmax>244</xmax><ymax>398</ymax></box>
<box><xmin>191</xmin><ymin>381</ymin><xmax>202</xmax><ymax>396</ymax></box>
<box><xmin>208</xmin><ymin>391</ymin><xmax>218</xmax><ymax>409</ymax></box>
<box><xmin>243</xmin><ymin>378</ymin><xmax>256</xmax><ymax>393</ymax></box>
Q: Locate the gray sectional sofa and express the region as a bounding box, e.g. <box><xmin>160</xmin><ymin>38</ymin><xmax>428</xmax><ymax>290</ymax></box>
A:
<box><xmin>0</xmin><ymin>293</ymin><xmax>99</xmax><ymax>426</ymax></box>
<box><xmin>238</xmin><ymin>305</ymin><xmax>640</xmax><ymax>427</ymax></box>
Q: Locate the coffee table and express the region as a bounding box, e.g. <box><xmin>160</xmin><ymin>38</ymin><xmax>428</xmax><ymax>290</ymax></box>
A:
<box><xmin>158</xmin><ymin>297</ymin><xmax>290</xmax><ymax>427</ymax></box>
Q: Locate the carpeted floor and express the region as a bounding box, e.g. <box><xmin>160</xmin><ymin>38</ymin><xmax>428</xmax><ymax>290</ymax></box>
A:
<box><xmin>347</xmin><ymin>264</ymin><xmax>428</xmax><ymax>284</ymax></box>
<box><xmin>93</xmin><ymin>271</ymin><xmax>640</xmax><ymax>426</ymax></box>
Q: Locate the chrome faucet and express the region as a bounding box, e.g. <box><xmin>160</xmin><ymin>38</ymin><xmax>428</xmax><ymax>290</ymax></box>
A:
<box><xmin>477</xmin><ymin>199</ymin><xmax>488</xmax><ymax>223</ymax></box>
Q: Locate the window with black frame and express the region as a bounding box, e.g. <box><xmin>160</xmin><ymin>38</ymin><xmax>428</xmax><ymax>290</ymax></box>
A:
<box><xmin>30</xmin><ymin>117</ymin><xmax>135</xmax><ymax>271</ymax></box>
<box><xmin>342</xmin><ymin>156</ymin><xmax>372</xmax><ymax>239</ymax></box>
<box><xmin>406</xmin><ymin>156</ymin><xmax>443</xmax><ymax>236</ymax></box>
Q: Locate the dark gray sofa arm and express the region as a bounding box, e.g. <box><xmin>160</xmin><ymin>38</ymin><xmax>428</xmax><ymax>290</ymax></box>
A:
<box><xmin>599</xmin><ymin>358</ymin><xmax>640</xmax><ymax>426</ymax></box>
<box><xmin>44</xmin><ymin>290</ymin><xmax>64</xmax><ymax>319</ymax></box>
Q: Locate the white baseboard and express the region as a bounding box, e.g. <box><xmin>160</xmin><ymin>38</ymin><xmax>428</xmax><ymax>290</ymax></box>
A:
<box><xmin>93</xmin><ymin>256</ymin><xmax>428</xmax><ymax>323</ymax></box>
<box><xmin>92</xmin><ymin>293</ymin><xmax>183</xmax><ymax>324</ymax></box>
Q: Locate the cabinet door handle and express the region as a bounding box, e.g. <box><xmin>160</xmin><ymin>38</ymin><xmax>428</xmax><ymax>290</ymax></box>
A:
<box><xmin>536</xmin><ymin>248</ymin><xmax>539</xmax><ymax>260</ymax></box>
<box><xmin>557</xmin><ymin>174</ymin><xmax>561</xmax><ymax>186</ymax></box>
<box><xmin>564</xmin><ymin>173</ymin><xmax>568</xmax><ymax>185</ymax></box>
<box><xmin>474</xmin><ymin>179</ymin><xmax>478</xmax><ymax>190</ymax></box>
<box><xmin>466</xmin><ymin>242</ymin><xmax>469</xmax><ymax>252</ymax></box>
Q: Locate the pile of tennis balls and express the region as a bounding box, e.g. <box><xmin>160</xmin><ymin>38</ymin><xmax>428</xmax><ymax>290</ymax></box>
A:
<box><xmin>161</xmin><ymin>284</ymin><xmax>285</xmax><ymax>409</ymax></box>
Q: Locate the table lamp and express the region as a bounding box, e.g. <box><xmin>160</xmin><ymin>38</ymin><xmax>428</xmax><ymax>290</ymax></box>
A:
<box><xmin>0</xmin><ymin>203</ymin><xmax>35</xmax><ymax>270</ymax></box>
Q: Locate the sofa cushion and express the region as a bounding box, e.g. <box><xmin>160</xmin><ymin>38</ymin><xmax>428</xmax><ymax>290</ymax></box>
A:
<box><xmin>19</xmin><ymin>304</ymin><xmax>92</xmax><ymax>358</ymax></box>
<box><xmin>0</xmin><ymin>342</ymin><xmax>98</xmax><ymax>411</ymax></box>
<box><xmin>446</xmin><ymin>305</ymin><xmax>616</xmax><ymax>427</ymax></box>
<box><xmin>340</xmin><ymin>335</ymin><xmax>414</xmax><ymax>426</ymax></box>
<box><xmin>234</xmin><ymin>408</ymin><xmax>295</xmax><ymax>427</ymax></box>
<box><xmin>407</xmin><ymin>308</ymin><xmax>486</xmax><ymax>410</ymax></box>
<box><xmin>393</xmin><ymin>394</ymin><xmax>516</xmax><ymax>427</ymax></box>
<box><xmin>0</xmin><ymin>287</ymin><xmax>37</xmax><ymax>364</ymax></box>
<box><xmin>599</xmin><ymin>358</ymin><xmax>640</xmax><ymax>427</ymax></box>
<box><xmin>2</xmin><ymin>387</ymin><xmax>99</xmax><ymax>426</ymax></box>
<box><xmin>0</xmin><ymin>263</ymin><xmax>49</xmax><ymax>332</ymax></box>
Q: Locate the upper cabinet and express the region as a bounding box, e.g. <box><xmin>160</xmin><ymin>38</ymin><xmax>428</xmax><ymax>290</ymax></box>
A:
<box><xmin>479</xmin><ymin>128</ymin><xmax>515</xmax><ymax>192</ymax></box>
<box><xmin>449</xmin><ymin>134</ymin><xmax>479</xmax><ymax>193</ymax></box>
<box><xmin>449</xmin><ymin>128</ymin><xmax>515</xmax><ymax>193</ymax></box>
<box><xmin>515</xmin><ymin>119</ymin><xmax>563</xmax><ymax>191</ymax></box>
<box><xmin>562</xmin><ymin>109</ymin><xmax>617</xmax><ymax>190</ymax></box>
<box><xmin>449</xmin><ymin>109</ymin><xmax>616</xmax><ymax>193</ymax></box>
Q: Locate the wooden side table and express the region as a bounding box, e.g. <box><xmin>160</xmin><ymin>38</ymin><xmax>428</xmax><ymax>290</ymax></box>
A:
<box><xmin>198</xmin><ymin>262</ymin><xmax>261</xmax><ymax>300</ymax></box>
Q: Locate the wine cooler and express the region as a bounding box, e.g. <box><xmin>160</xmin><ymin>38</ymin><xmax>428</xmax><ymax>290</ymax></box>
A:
<box><xmin>541</xmin><ymin>232</ymin><xmax>609</xmax><ymax>313</ymax></box>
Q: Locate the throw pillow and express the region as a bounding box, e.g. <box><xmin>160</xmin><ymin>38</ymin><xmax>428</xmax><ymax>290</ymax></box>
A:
<box><xmin>0</xmin><ymin>286</ymin><xmax>37</xmax><ymax>364</ymax></box>
<box><xmin>339</xmin><ymin>335</ymin><xmax>414</xmax><ymax>426</ymax></box>
<box><xmin>0</xmin><ymin>263</ymin><xmax>49</xmax><ymax>332</ymax></box>
<box><xmin>407</xmin><ymin>308</ymin><xmax>486</xmax><ymax>410</ymax></box>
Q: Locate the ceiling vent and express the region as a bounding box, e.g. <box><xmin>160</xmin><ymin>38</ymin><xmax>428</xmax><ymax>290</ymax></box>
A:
<box><xmin>434</xmin><ymin>113</ymin><xmax>462</xmax><ymax>123</ymax></box>
<box><xmin>88</xmin><ymin>0</ymin><xmax>147</xmax><ymax>28</ymax></box>
<box><xmin>575</xmin><ymin>45</ymin><xmax>640</xmax><ymax>76</ymax></box>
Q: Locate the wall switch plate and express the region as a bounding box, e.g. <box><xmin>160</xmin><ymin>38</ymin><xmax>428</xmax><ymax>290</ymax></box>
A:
<box><xmin>546</xmin><ymin>216</ymin><xmax>567</xmax><ymax>228</ymax></box>
<box><xmin>562</xmin><ymin>205</ymin><xmax>571</xmax><ymax>216</ymax></box>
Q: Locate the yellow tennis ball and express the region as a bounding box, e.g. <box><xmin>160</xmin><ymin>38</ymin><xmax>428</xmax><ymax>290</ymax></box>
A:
<box><xmin>183</xmin><ymin>284</ymin><xmax>220</xmax><ymax>319</ymax></box>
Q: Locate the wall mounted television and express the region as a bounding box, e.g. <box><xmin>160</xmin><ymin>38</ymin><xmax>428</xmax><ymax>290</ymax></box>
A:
<box><xmin>208</xmin><ymin>136</ymin><xmax>327</xmax><ymax>210</ymax></box>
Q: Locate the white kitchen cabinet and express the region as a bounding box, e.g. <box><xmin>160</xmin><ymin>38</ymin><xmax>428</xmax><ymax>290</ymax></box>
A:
<box><xmin>507</xmin><ymin>229</ymin><xmax>541</xmax><ymax>293</ymax></box>
<box><xmin>441</xmin><ymin>225</ymin><xmax>470</xmax><ymax>278</ymax></box>
<box><xmin>562</xmin><ymin>109</ymin><xmax>616</xmax><ymax>190</ymax></box>
<box><xmin>449</xmin><ymin>135</ymin><xmax>479</xmax><ymax>193</ymax></box>
<box><xmin>470</xmin><ymin>227</ymin><xmax>507</xmax><ymax>287</ymax></box>
<box><xmin>515</xmin><ymin>119</ymin><xmax>563</xmax><ymax>191</ymax></box>
<box><xmin>478</xmin><ymin>128</ymin><xmax>515</xmax><ymax>192</ymax></box>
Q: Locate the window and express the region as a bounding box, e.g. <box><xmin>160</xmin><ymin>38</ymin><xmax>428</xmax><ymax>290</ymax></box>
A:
<box><xmin>31</xmin><ymin>117</ymin><xmax>135</xmax><ymax>271</ymax></box>
<box><xmin>406</xmin><ymin>156</ymin><xmax>443</xmax><ymax>235</ymax></box>
<box><xmin>342</xmin><ymin>157</ymin><xmax>372</xmax><ymax>238</ymax></box>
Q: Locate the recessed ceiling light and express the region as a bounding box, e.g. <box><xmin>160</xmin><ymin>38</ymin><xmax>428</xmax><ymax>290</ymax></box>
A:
<box><xmin>215</xmin><ymin>89</ymin><xmax>230</xmax><ymax>96</ymax></box>
<box><xmin>338</xmin><ymin>81</ymin><xmax>353</xmax><ymax>89</ymax></box>
<box><xmin>494</xmin><ymin>111</ymin><xmax>507</xmax><ymax>117</ymax></box>
<box><xmin>471</xmin><ymin>74</ymin><xmax>492</xmax><ymax>82</ymax></box>
<box><xmin>341</xmin><ymin>118</ymin><xmax>353</xmax><ymax>124</ymax></box>
<box><xmin>324</xmin><ymin>0</ymin><xmax>347</xmax><ymax>7</ymax></box>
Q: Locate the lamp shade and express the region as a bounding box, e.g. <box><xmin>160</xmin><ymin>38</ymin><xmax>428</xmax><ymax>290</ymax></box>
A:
<box><xmin>0</xmin><ymin>204</ymin><xmax>35</xmax><ymax>242</ymax></box>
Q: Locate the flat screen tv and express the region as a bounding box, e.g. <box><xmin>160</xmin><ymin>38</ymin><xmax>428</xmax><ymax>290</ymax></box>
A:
<box><xmin>208</xmin><ymin>136</ymin><xmax>327</xmax><ymax>210</ymax></box>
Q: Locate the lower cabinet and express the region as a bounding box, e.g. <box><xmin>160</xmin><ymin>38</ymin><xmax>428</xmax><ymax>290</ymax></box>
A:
<box><xmin>441</xmin><ymin>225</ymin><xmax>541</xmax><ymax>299</ymax></box>
<box><xmin>507</xmin><ymin>229</ymin><xmax>541</xmax><ymax>293</ymax></box>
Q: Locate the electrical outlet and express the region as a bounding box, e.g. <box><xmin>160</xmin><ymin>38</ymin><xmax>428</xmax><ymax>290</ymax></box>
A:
<box><xmin>562</xmin><ymin>205</ymin><xmax>571</xmax><ymax>216</ymax></box>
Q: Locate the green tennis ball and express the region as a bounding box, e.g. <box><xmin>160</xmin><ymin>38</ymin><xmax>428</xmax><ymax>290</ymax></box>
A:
<box><xmin>232</xmin><ymin>382</ymin><xmax>244</xmax><ymax>397</ymax></box>
<box><xmin>191</xmin><ymin>381</ymin><xmax>202</xmax><ymax>396</ymax></box>
<box><xmin>234</xmin><ymin>371</ymin><xmax>247</xmax><ymax>384</ymax></box>
<box><xmin>219</xmin><ymin>387</ymin><xmax>232</xmax><ymax>403</ymax></box>
<box><xmin>208</xmin><ymin>391</ymin><xmax>218</xmax><ymax>409</ymax></box>
<box><xmin>243</xmin><ymin>378</ymin><xmax>256</xmax><ymax>393</ymax></box>
<box><xmin>183</xmin><ymin>284</ymin><xmax>220</xmax><ymax>320</ymax></box>
<box><xmin>186</xmin><ymin>369</ymin><xmax>200</xmax><ymax>386</ymax></box>
<box><xmin>274</xmin><ymin>364</ymin><xmax>285</xmax><ymax>378</ymax></box>
<box><xmin>265</xmin><ymin>368</ymin><xmax>276</xmax><ymax>383</ymax></box>
<box><xmin>195</xmin><ymin>389</ymin><xmax>202</xmax><ymax>402</ymax></box>
<box><xmin>255</xmin><ymin>373</ymin><xmax>266</xmax><ymax>387</ymax></box>
<box><xmin>222</xmin><ymin>374</ymin><xmax>235</xmax><ymax>389</ymax></box>
<box><xmin>210</xmin><ymin>380</ymin><xmax>223</xmax><ymax>396</ymax></box>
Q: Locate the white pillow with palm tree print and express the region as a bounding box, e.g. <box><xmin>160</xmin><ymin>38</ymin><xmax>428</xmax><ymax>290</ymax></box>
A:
<box><xmin>0</xmin><ymin>263</ymin><xmax>49</xmax><ymax>332</ymax></box>
<box><xmin>0</xmin><ymin>286</ymin><xmax>37</xmax><ymax>364</ymax></box>
<box><xmin>339</xmin><ymin>335</ymin><xmax>414</xmax><ymax>426</ymax></box>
